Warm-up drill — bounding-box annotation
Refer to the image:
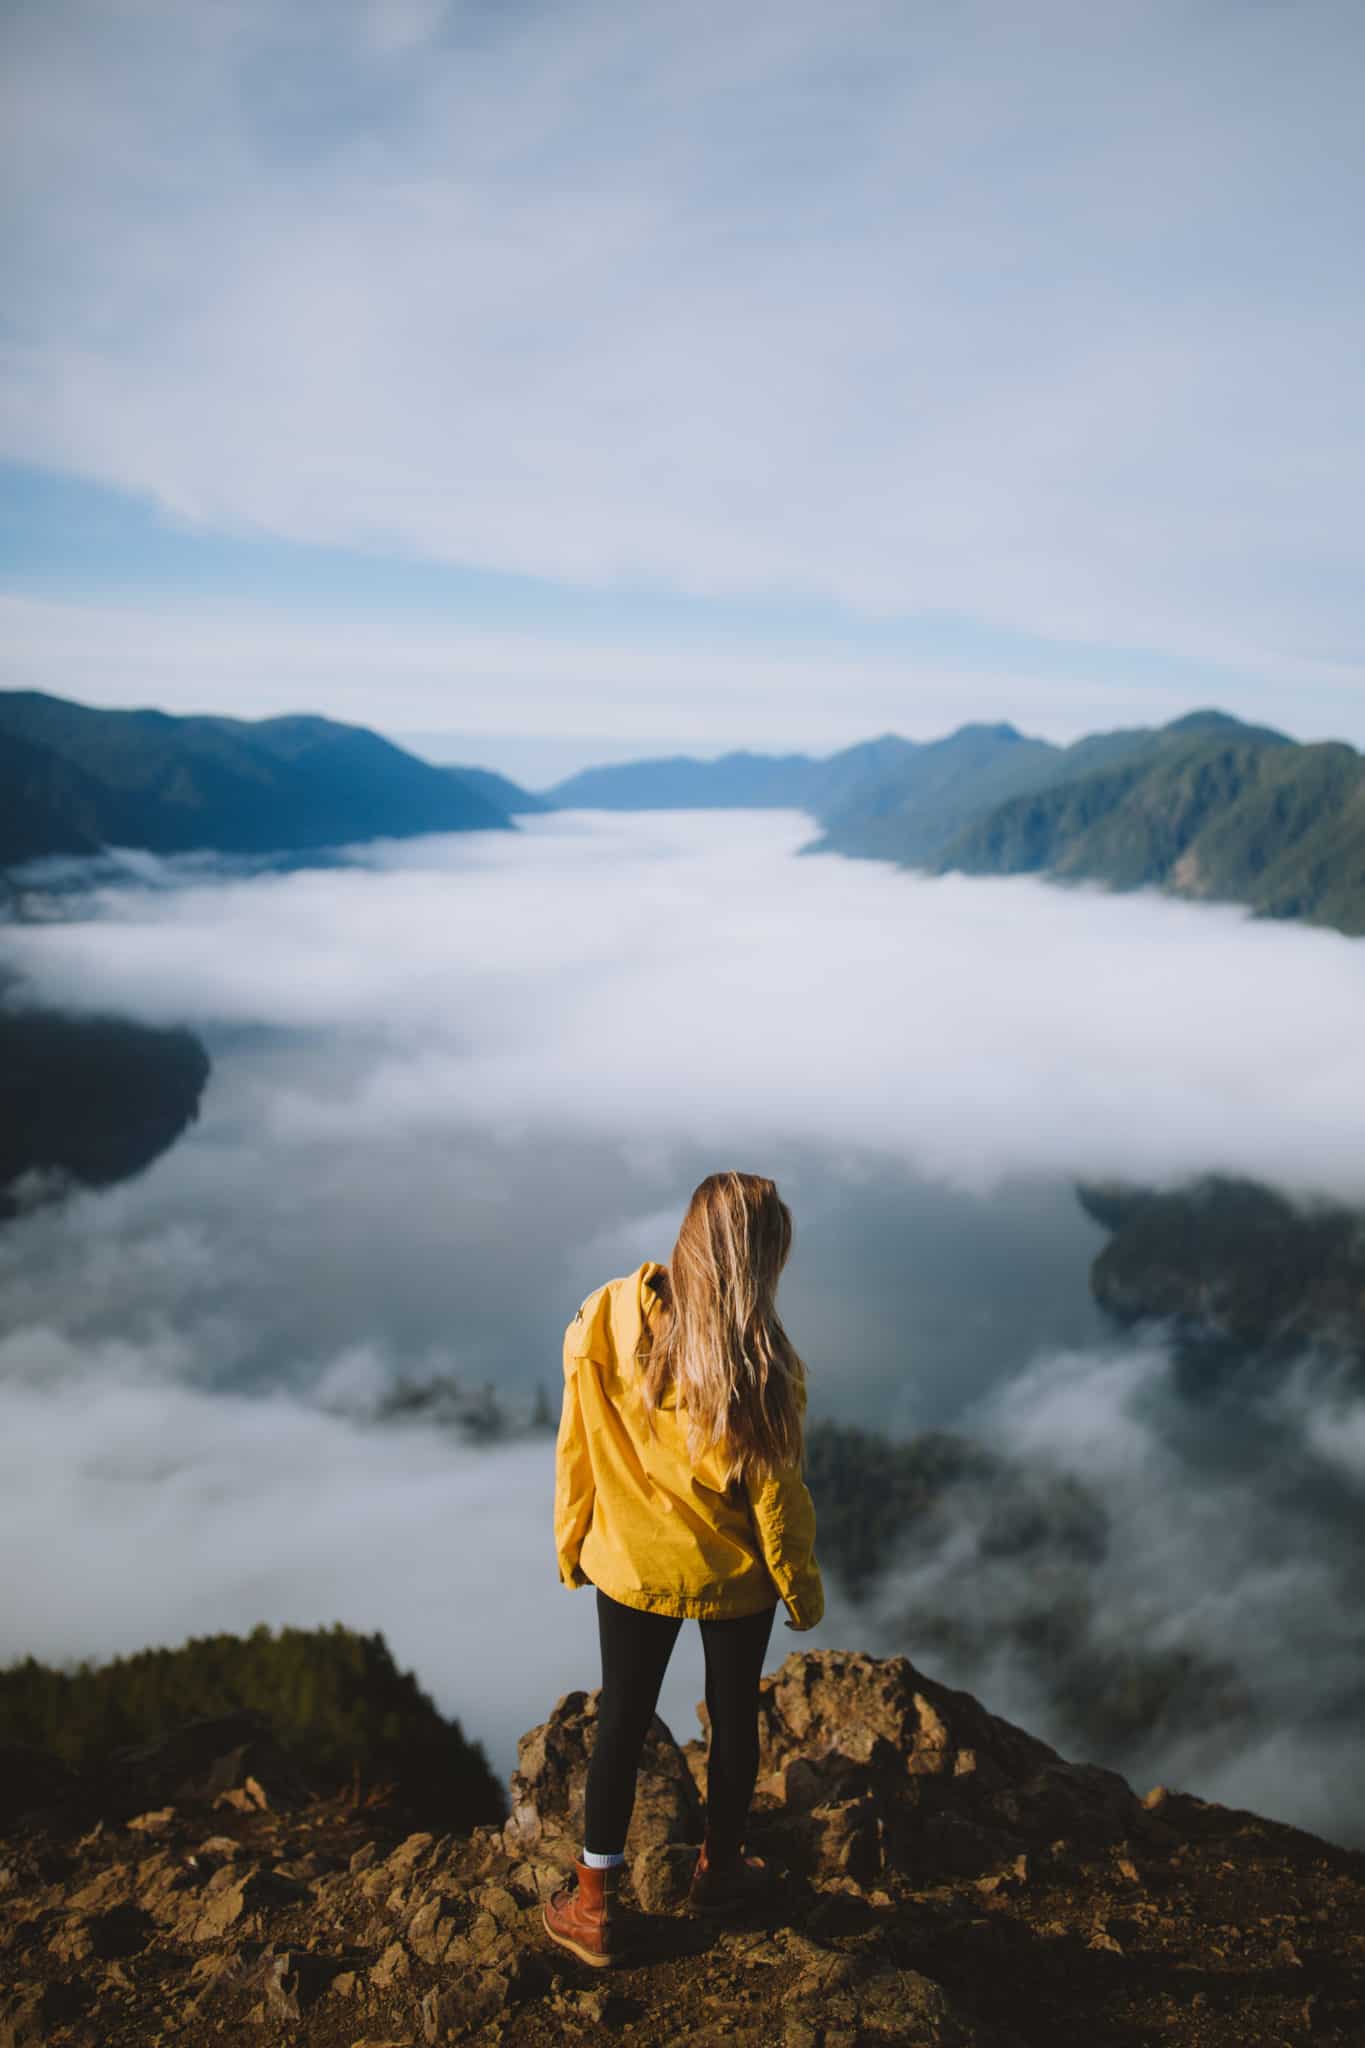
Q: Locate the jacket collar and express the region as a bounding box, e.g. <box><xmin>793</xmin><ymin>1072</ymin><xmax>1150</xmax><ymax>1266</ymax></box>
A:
<box><xmin>642</xmin><ymin>1261</ymin><xmax>669</xmax><ymax>1317</ymax></box>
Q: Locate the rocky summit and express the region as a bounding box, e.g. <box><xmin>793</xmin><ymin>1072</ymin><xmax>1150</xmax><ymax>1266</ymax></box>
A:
<box><xmin>2</xmin><ymin>1651</ymin><xmax>1362</xmax><ymax>2047</ymax></box>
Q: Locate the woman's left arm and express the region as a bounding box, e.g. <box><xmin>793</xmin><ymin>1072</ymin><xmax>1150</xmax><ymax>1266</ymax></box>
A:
<box><xmin>554</xmin><ymin>1338</ymin><xmax>595</xmax><ymax>1588</ymax></box>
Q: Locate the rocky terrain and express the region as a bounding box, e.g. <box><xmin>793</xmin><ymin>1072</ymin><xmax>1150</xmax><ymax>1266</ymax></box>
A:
<box><xmin>3</xmin><ymin>1651</ymin><xmax>1362</xmax><ymax>2047</ymax></box>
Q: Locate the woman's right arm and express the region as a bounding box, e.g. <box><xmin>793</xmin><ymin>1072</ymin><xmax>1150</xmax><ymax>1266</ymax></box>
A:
<box><xmin>554</xmin><ymin>1333</ymin><xmax>596</xmax><ymax>1589</ymax></box>
<box><xmin>743</xmin><ymin>1384</ymin><xmax>824</xmax><ymax>1630</ymax></box>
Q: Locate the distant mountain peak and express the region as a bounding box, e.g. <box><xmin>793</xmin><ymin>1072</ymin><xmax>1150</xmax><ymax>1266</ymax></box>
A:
<box><xmin>849</xmin><ymin>731</ymin><xmax>918</xmax><ymax>753</ymax></box>
<box><xmin>1164</xmin><ymin>708</ymin><xmax>1290</xmax><ymax>744</ymax></box>
<box><xmin>942</xmin><ymin>720</ymin><xmax>1029</xmax><ymax>744</ymax></box>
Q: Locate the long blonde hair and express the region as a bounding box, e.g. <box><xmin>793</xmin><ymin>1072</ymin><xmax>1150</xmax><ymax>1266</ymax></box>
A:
<box><xmin>640</xmin><ymin>1171</ymin><xmax>806</xmax><ymax>1483</ymax></box>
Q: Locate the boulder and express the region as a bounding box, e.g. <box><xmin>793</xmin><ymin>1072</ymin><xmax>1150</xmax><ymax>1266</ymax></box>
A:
<box><xmin>503</xmin><ymin>1655</ymin><xmax>1142</xmax><ymax>1893</ymax></box>
<box><xmin>370</xmin><ymin>1939</ymin><xmax>409</xmax><ymax>1988</ymax></box>
<box><xmin>384</xmin><ymin>1830</ymin><xmax>435</xmax><ymax>1878</ymax></box>
<box><xmin>502</xmin><ymin>1688</ymin><xmax>702</xmax><ymax>1863</ymax></box>
<box><xmin>629</xmin><ymin>1839</ymin><xmax>699</xmax><ymax>1912</ymax></box>
<box><xmin>252</xmin><ymin>1947</ymin><xmax>350</xmax><ymax>2018</ymax></box>
<box><xmin>185</xmin><ymin>1945</ymin><xmax>352</xmax><ymax>2024</ymax></box>
<box><xmin>413</xmin><ymin>1936</ymin><xmax>550</xmax><ymax>2046</ymax></box>
<box><xmin>405</xmin><ymin>1892</ymin><xmax>467</xmax><ymax>1964</ymax></box>
<box><xmin>688</xmin><ymin>1651</ymin><xmax>1142</xmax><ymax>1884</ymax></box>
<box><xmin>183</xmin><ymin>1863</ymin><xmax>307</xmax><ymax>1942</ymax></box>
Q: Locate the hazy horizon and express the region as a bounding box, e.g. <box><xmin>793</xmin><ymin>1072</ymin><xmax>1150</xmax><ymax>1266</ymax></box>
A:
<box><xmin>390</xmin><ymin>701</ymin><xmax>1305</xmax><ymax>789</ymax></box>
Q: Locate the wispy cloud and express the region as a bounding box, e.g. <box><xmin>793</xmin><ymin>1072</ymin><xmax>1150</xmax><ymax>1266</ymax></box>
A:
<box><xmin>3</xmin><ymin>0</ymin><xmax>1365</xmax><ymax>715</ymax></box>
<box><xmin>861</xmin><ymin>1335</ymin><xmax>1365</xmax><ymax>1848</ymax></box>
<box><xmin>0</xmin><ymin>591</ymin><xmax>1239</xmax><ymax>755</ymax></box>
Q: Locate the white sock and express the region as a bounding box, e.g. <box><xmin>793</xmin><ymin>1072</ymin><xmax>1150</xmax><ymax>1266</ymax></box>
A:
<box><xmin>581</xmin><ymin>1848</ymin><xmax>626</xmax><ymax>1869</ymax></box>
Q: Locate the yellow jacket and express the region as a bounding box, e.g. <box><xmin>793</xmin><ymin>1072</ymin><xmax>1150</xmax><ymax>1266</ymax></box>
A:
<box><xmin>554</xmin><ymin>1261</ymin><xmax>824</xmax><ymax>1629</ymax></box>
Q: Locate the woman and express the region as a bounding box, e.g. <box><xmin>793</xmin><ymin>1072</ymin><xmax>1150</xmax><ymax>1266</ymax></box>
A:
<box><xmin>544</xmin><ymin>1171</ymin><xmax>823</xmax><ymax>1969</ymax></box>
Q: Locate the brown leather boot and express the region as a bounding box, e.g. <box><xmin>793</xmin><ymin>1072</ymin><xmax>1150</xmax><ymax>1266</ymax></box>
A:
<box><xmin>687</xmin><ymin>1831</ymin><xmax>771</xmax><ymax>1915</ymax></box>
<box><xmin>542</xmin><ymin>1857</ymin><xmax>626</xmax><ymax>1968</ymax></box>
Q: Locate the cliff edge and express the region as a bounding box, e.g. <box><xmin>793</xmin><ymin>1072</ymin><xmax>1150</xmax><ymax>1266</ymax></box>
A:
<box><xmin>2</xmin><ymin>1650</ymin><xmax>1362</xmax><ymax>2046</ymax></box>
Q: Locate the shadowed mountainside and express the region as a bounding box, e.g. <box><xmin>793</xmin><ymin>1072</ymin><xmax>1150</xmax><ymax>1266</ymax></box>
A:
<box><xmin>0</xmin><ymin>727</ymin><xmax>133</xmax><ymax>867</ymax></box>
<box><xmin>0</xmin><ymin>1001</ymin><xmax>210</xmax><ymax>1220</ymax></box>
<box><xmin>2</xmin><ymin>1643</ymin><xmax>1361</xmax><ymax>2045</ymax></box>
<box><xmin>0</xmin><ymin>691</ymin><xmax>514</xmax><ymax>867</ymax></box>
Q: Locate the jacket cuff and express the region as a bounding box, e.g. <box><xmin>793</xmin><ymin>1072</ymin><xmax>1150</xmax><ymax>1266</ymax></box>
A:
<box><xmin>782</xmin><ymin>1571</ymin><xmax>824</xmax><ymax>1631</ymax></box>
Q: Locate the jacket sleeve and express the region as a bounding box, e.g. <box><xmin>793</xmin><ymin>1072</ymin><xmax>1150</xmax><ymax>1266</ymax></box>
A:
<box><xmin>554</xmin><ymin>1330</ymin><xmax>595</xmax><ymax>1589</ymax></box>
<box><xmin>744</xmin><ymin>1383</ymin><xmax>824</xmax><ymax>1631</ymax></box>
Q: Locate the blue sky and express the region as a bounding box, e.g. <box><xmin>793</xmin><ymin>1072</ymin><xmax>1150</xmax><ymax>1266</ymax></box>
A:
<box><xmin>3</xmin><ymin>0</ymin><xmax>1364</xmax><ymax>783</ymax></box>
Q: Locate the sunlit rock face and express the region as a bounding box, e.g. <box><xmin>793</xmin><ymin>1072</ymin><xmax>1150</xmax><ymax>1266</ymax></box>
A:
<box><xmin>0</xmin><ymin>1005</ymin><xmax>210</xmax><ymax>1221</ymax></box>
<box><xmin>710</xmin><ymin>1650</ymin><xmax>1141</xmax><ymax>1885</ymax></box>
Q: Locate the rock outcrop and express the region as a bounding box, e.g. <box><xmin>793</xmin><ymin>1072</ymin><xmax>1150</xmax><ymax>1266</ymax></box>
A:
<box><xmin>3</xmin><ymin>1651</ymin><xmax>1363</xmax><ymax>2045</ymax></box>
<box><xmin>734</xmin><ymin>1650</ymin><xmax>1140</xmax><ymax>1883</ymax></box>
<box><xmin>0</xmin><ymin>1004</ymin><xmax>210</xmax><ymax>1222</ymax></box>
<box><xmin>1078</xmin><ymin>1175</ymin><xmax>1365</xmax><ymax>1384</ymax></box>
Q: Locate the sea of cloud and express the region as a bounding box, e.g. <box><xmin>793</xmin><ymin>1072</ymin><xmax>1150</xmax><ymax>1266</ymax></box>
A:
<box><xmin>10</xmin><ymin>810</ymin><xmax>1365</xmax><ymax>1196</ymax></box>
<box><xmin>3</xmin><ymin>812</ymin><xmax>1364</xmax><ymax>1833</ymax></box>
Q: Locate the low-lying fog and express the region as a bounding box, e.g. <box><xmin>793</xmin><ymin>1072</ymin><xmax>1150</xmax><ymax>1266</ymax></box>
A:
<box><xmin>3</xmin><ymin>812</ymin><xmax>1364</xmax><ymax>1842</ymax></box>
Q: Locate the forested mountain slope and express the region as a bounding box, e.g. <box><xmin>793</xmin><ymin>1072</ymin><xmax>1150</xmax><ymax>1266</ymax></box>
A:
<box><xmin>0</xmin><ymin>691</ymin><xmax>514</xmax><ymax>866</ymax></box>
<box><xmin>803</xmin><ymin>721</ymin><xmax>1060</xmax><ymax>863</ymax></box>
<box><xmin>0</xmin><ymin>999</ymin><xmax>210</xmax><ymax>1220</ymax></box>
<box><xmin>937</xmin><ymin>719</ymin><xmax>1365</xmax><ymax>934</ymax></box>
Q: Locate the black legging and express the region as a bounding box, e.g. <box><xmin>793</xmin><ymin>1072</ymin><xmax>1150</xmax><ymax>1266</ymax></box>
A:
<box><xmin>583</xmin><ymin>1588</ymin><xmax>777</xmax><ymax>1860</ymax></box>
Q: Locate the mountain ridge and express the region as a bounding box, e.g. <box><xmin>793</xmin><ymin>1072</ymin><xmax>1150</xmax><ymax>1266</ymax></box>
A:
<box><xmin>543</xmin><ymin>707</ymin><xmax>1365</xmax><ymax>937</ymax></box>
<box><xmin>543</xmin><ymin>737</ymin><xmax>917</xmax><ymax>813</ymax></box>
<box><xmin>5</xmin><ymin>690</ymin><xmax>1362</xmax><ymax>935</ymax></box>
<box><xmin>0</xmin><ymin>691</ymin><xmax>518</xmax><ymax>866</ymax></box>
